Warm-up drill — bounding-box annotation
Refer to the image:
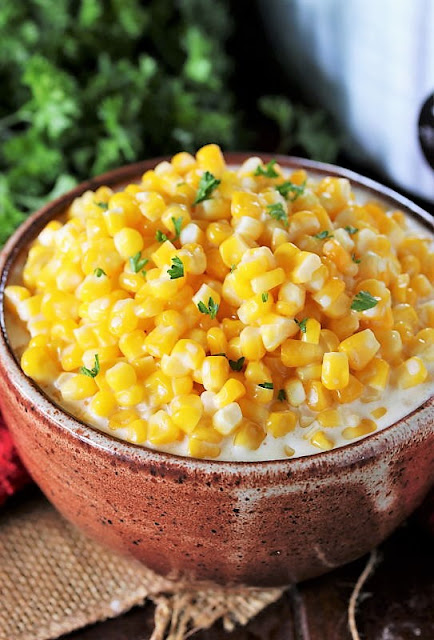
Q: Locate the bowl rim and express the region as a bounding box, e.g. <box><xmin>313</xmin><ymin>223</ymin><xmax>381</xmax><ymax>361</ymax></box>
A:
<box><xmin>0</xmin><ymin>152</ymin><xmax>433</xmax><ymax>474</ymax></box>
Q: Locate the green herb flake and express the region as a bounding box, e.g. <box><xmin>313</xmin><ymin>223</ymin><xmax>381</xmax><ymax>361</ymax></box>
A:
<box><xmin>197</xmin><ymin>296</ymin><xmax>219</xmax><ymax>320</ymax></box>
<box><xmin>172</xmin><ymin>216</ymin><xmax>183</xmax><ymax>239</ymax></box>
<box><xmin>167</xmin><ymin>256</ymin><xmax>184</xmax><ymax>279</ymax></box>
<box><xmin>352</xmin><ymin>253</ymin><xmax>361</xmax><ymax>264</ymax></box>
<box><xmin>93</xmin><ymin>267</ymin><xmax>106</xmax><ymax>277</ymax></box>
<box><xmin>266</xmin><ymin>202</ymin><xmax>288</xmax><ymax>227</ymax></box>
<box><xmin>230</xmin><ymin>264</ymin><xmax>236</xmax><ymax>273</ymax></box>
<box><xmin>276</xmin><ymin>179</ymin><xmax>306</xmax><ymax>201</ymax></box>
<box><xmin>351</xmin><ymin>290</ymin><xmax>379</xmax><ymax>312</ymax></box>
<box><xmin>314</xmin><ymin>230</ymin><xmax>334</xmax><ymax>240</ymax></box>
<box><xmin>156</xmin><ymin>229</ymin><xmax>168</xmax><ymax>242</ymax></box>
<box><xmin>129</xmin><ymin>252</ymin><xmax>148</xmax><ymax>273</ymax></box>
<box><xmin>344</xmin><ymin>225</ymin><xmax>359</xmax><ymax>235</ymax></box>
<box><xmin>295</xmin><ymin>318</ymin><xmax>308</xmax><ymax>333</ymax></box>
<box><xmin>193</xmin><ymin>171</ymin><xmax>221</xmax><ymax>204</ymax></box>
<box><xmin>277</xmin><ymin>389</ymin><xmax>287</xmax><ymax>402</ymax></box>
<box><xmin>95</xmin><ymin>201</ymin><xmax>108</xmax><ymax>210</ymax></box>
<box><xmin>261</xmin><ymin>292</ymin><xmax>269</xmax><ymax>302</ymax></box>
<box><xmin>254</xmin><ymin>159</ymin><xmax>279</xmax><ymax>178</ymax></box>
<box><xmin>229</xmin><ymin>356</ymin><xmax>245</xmax><ymax>372</ymax></box>
<box><xmin>80</xmin><ymin>354</ymin><xmax>100</xmax><ymax>378</ymax></box>
<box><xmin>258</xmin><ymin>382</ymin><xmax>274</xmax><ymax>389</ymax></box>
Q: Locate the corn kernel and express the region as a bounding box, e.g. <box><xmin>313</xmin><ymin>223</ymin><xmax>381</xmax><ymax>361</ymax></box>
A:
<box><xmin>213</xmin><ymin>402</ymin><xmax>242</xmax><ymax>435</ymax></box>
<box><xmin>321</xmin><ymin>352</ymin><xmax>349</xmax><ymax>390</ymax></box>
<box><xmin>396</xmin><ymin>357</ymin><xmax>428</xmax><ymax>389</ymax></box>
<box><xmin>21</xmin><ymin>346</ymin><xmax>58</xmax><ymax>383</ymax></box>
<box><xmin>305</xmin><ymin>380</ymin><xmax>332</xmax><ymax>412</ymax></box>
<box><xmin>202</xmin><ymin>355</ymin><xmax>229</xmax><ymax>391</ymax></box>
<box><xmin>338</xmin><ymin>329</ymin><xmax>380</xmax><ymax>371</ymax></box>
<box><xmin>106</xmin><ymin>362</ymin><xmax>137</xmax><ymax>392</ymax></box>
<box><xmin>148</xmin><ymin>411</ymin><xmax>181</xmax><ymax>444</ymax></box>
<box><xmin>116</xmin><ymin>384</ymin><xmax>144</xmax><ymax>407</ymax></box>
<box><xmin>90</xmin><ymin>390</ymin><xmax>117</xmax><ymax>417</ymax></box>
<box><xmin>61</xmin><ymin>374</ymin><xmax>98</xmax><ymax>401</ymax></box>
<box><xmin>284</xmin><ymin>378</ymin><xmax>306</xmax><ymax>407</ymax></box>
<box><xmin>233</xmin><ymin>420</ymin><xmax>265</xmax><ymax>450</ymax></box>
<box><xmin>310</xmin><ymin>430</ymin><xmax>334</xmax><ymax>450</ymax></box>
<box><xmin>342</xmin><ymin>419</ymin><xmax>377</xmax><ymax>440</ymax></box>
<box><xmin>317</xmin><ymin>409</ymin><xmax>341</xmax><ymax>427</ymax></box>
<box><xmin>371</xmin><ymin>406</ymin><xmax>387</xmax><ymax>419</ymax></box>
<box><xmin>281</xmin><ymin>339</ymin><xmax>323</xmax><ymax>367</ymax></box>
<box><xmin>215</xmin><ymin>379</ymin><xmax>246</xmax><ymax>408</ymax></box>
<box><xmin>266</xmin><ymin>411</ymin><xmax>297</xmax><ymax>437</ymax></box>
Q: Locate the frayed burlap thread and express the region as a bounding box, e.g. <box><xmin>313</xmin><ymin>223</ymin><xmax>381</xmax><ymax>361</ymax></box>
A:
<box><xmin>0</xmin><ymin>496</ymin><xmax>284</xmax><ymax>640</ymax></box>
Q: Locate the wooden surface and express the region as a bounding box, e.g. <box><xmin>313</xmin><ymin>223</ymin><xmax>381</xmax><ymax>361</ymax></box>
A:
<box><xmin>63</xmin><ymin>507</ymin><xmax>434</xmax><ymax>640</ymax></box>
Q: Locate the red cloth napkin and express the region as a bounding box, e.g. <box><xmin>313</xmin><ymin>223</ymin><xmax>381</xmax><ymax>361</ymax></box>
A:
<box><xmin>0</xmin><ymin>413</ymin><xmax>31</xmax><ymax>507</ymax></box>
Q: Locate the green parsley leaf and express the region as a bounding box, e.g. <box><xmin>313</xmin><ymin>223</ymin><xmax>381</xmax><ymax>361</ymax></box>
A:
<box><xmin>95</xmin><ymin>201</ymin><xmax>108</xmax><ymax>210</ymax></box>
<box><xmin>254</xmin><ymin>159</ymin><xmax>279</xmax><ymax>178</ymax></box>
<box><xmin>167</xmin><ymin>256</ymin><xmax>184</xmax><ymax>279</ymax></box>
<box><xmin>277</xmin><ymin>389</ymin><xmax>287</xmax><ymax>402</ymax></box>
<box><xmin>314</xmin><ymin>230</ymin><xmax>334</xmax><ymax>240</ymax></box>
<box><xmin>193</xmin><ymin>171</ymin><xmax>221</xmax><ymax>204</ymax></box>
<box><xmin>266</xmin><ymin>202</ymin><xmax>288</xmax><ymax>227</ymax></box>
<box><xmin>156</xmin><ymin>229</ymin><xmax>168</xmax><ymax>242</ymax></box>
<box><xmin>258</xmin><ymin>382</ymin><xmax>274</xmax><ymax>389</ymax></box>
<box><xmin>172</xmin><ymin>216</ymin><xmax>183</xmax><ymax>239</ymax></box>
<box><xmin>351</xmin><ymin>290</ymin><xmax>379</xmax><ymax>312</ymax></box>
<box><xmin>93</xmin><ymin>267</ymin><xmax>106</xmax><ymax>277</ymax></box>
<box><xmin>276</xmin><ymin>179</ymin><xmax>306</xmax><ymax>201</ymax></box>
<box><xmin>129</xmin><ymin>252</ymin><xmax>148</xmax><ymax>273</ymax></box>
<box><xmin>229</xmin><ymin>356</ymin><xmax>245</xmax><ymax>371</ymax></box>
<box><xmin>352</xmin><ymin>253</ymin><xmax>361</xmax><ymax>264</ymax></box>
<box><xmin>80</xmin><ymin>354</ymin><xmax>100</xmax><ymax>378</ymax></box>
<box><xmin>261</xmin><ymin>292</ymin><xmax>269</xmax><ymax>302</ymax></box>
<box><xmin>197</xmin><ymin>297</ymin><xmax>219</xmax><ymax>320</ymax></box>
<box><xmin>230</xmin><ymin>264</ymin><xmax>236</xmax><ymax>273</ymax></box>
<box><xmin>344</xmin><ymin>225</ymin><xmax>359</xmax><ymax>235</ymax></box>
<box><xmin>295</xmin><ymin>318</ymin><xmax>308</xmax><ymax>333</ymax></box>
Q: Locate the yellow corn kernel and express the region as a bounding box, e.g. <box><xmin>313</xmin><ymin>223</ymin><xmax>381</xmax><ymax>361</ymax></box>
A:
<box><xmin>206</xmin><ymin>327</ymin><xmax>227</xmax><ymax>355</ymax></box>
<box><xmin>321</xmin><ymin>352</ymin><xmax>349</xmax><ymax>390</ymax></box>
<box><xmin>213</xmin><ymin>402</ymin><xmax>242</xmax><ymax>435</ymax></box>
<box><xmin>219</xmin><ymin>234</ymin><xmax>251</xmax><ymax>267</ymax></box>
<box><xmin>301</xmin><ymin>318</ymin><xmax>321</xmax><ymax>344</ymax></box>
<box><xmin>418</xmin><ymin>300</ymin><xmax>434</xmax><ymax>327</ymax></box>
<box><xmin>178</xmin><ymin>243</ymin><xmax>207</xmax><ymax>275</ymax></box>
<box><xmin>41</xmin><ymin>291</ymin><xmax>79</xmax><ymax>322</ymax></box>
<box><xmin>171</xmin><ymin>339</ymin><xmax>206</xmax><ymax>370</ymax></box>
<box><xmin>28</xmin><ymin>319</ymin><xmax>51</xmax><ymax>338</ymax></box>
<box><xmin>61</xmin><ymin>374</ymin><xmax>98</xmax><ymax>401</ymax></box>
<box><xmin>284</xmin><ymin>378</ymin><xmax>306</xmax><ymax>407</ymax></box>
<box><xmin>296</xmin><ymin>363</ymin><xmax>322</xmax><ymax>381</ymax></box>
<box><xmin>319</xmin><ymin>329</ymin><xmax>340</xmax><ymax>353</ymax></box>
<box><xmin>148</xmin><ymin>411</ymin><xmax>181</xmax><ymax>444</ymax></box>
<box><xmin>231</xmin><ymin>191</ymin><xmax>262</xmax><ymax>219</ymax></box>
<box><xmin>371</xmin><ymin>406</ymin><xmax>387</xmax><ymax>419</ymax></box>
<box><xmin>170</xmin><ymin>394</ymin><xmax>203</xmax><ymax>433</ymax></box>
<box><xmin>239</xmin><ymin>326</ymin><xmax>266</xmax><ymax>360</ymax></box>
<box><xmin>396</xmin><ymin>357</ymin><xmax>428</xmax><ymax>389</ymax></box>
<box><xmin>194</xmin><ymin>197</ymin><xmax>231</xmax><ymax>221</ymax></box>
<box><xmin>281</xmin><ymin>339</ymin><xmax>323</xmax><ymax>367</ymax></box>
<box><xmin>206</xmin><ymin>220</ymin><xmax>232</xmax><ymax>246</ymax></box>
<box><xmin>215</xmin><ymin>379</ymin><xmax>246</xmax><ymax>408</ymax></box>
<box><xmin>142</xmin><ymin>371</ymin><xmax>173</xmax><ymax>405</ymax></box>
<box><xmin>335</xmin><ymin>374</ymin><xmax>364</xmax><ymax>404</ymax></box>
<box><xmin>171</xmin><ymin>375</ymin><xmax>193</xmax><ymax>397</ymax></box>
<box><xmin>260</xmin><ymin>315</ymin><xmax>298</xmax><ymax>351</ymax></box>
<box><xmin>310</xmin><ymin>430</ymin><xmax>334</xmax><ymax>450</ymax></box>
<box><xmin>237</xmin><ymin>293</ymin><xmax>273</xmax><ymax>324</ymax></box>
<box><xmin>188</xmin><ymin>437</ymin><xmax>221</xmax><ymax>459</ymax></box>
<box><xmin>113</xmin><ymin>227</ymin><xmax>143</xmax><ymax>260</ymax></box>
<box><xmin>227</xmin><ymin>337</ymin><xmax>243</xmax><ymax>360</ymax></box>
<box><xmin>283</xmin><ymin>445</ymin><xmax>295</xmax><ymax>457</ymax></box>
<box><xmin>82</xmin><ymin>345</ymin><xmax>119</xmax><ymax>368</ymax></box>
<box><xmin>118</xmin><ymin>330</ymin><xmax>146</xmax><ymax>361</ymax></box>
<box><xmin>356</xmin><ymin>357</ymin><xmax>390</xmax><ymax>391</ymax></box>
<box><xmin>305</xmin><ymin>380</ymin><xmax>332</xmax><ymax>412</ymax></box>
<box><xmin>21</xmin><ymin>346</ymin><xmax>58</xmax><ymax>383</ymax></box>
<box><xmin>202</xmin><ymin>355</ymin><xmax>229</xmax><ymax>392</ymax></box>
<box><xmin>317</xmin><ymin>409</ymin><xmax>341</xmax><ymax>428</ymax></box>
<box><xmin>60</xmin><ymin>343</ymin><xmax>84</xmax><ymax>371</ymax></box>
<box><xmin>411</xmin><ymin>328</ymin><xmax>434</xmax><ymax>362</ymax></box>
<box><xmin>393</xmin><ymin>304</ymin><xmax>419</xmax><ymax>332</ymax></box>
<box><xmin>106</xmin><ymin>362</ymin><xmax>137</xmax><ymax>392</ymax></box>
<box><xmin>251</xmin><ymin>268</ymin><xmax>286</xmax><ymax>294</ymax></box>
<box><xmin>192</xmin><ymin>283</ymin><xmax>221</xmax><ymax>312</ymax></box>
<box><xmin>342</xmin><ymin>419</ymin><xmax>377</xmax><ymax>440</ymax></box>
<box><xmin>196</xmin><ymin>143</ymin><xmax>226</xmax><ymax>178</ymax></box>
<box><xmin>277</xmin><ymin>282</ymin><xmax>306</xmax><ymax>316</ymax></box>
<box><xmin>122</xmin><ymin>419</ymin><xmax>147</xmax><ymax>444</ymax></box>
<box><xmin>4</xmin><ymin>286</ymin><xmax>30</xmax><ymax>313</ymax></box>
<box><xmin>192</xmin><ymin>420</ymin><xmax>222</xmax><ymax>442</ymax></box>
<box><xmin>266</xmin><ymin>411</ymin><xmax>297</xmax><ymax>437</ymax></box>
<box><xmin>116</xmin><ymin>384</ymin><xmax>144</xmax><ymax>407</ymax></box>
<box><xmin>290</xmin><ymin>251</ymin><xmax>322</xmax><ymax>284</ymax></box>
<box><xmin>411</xmin><ymin>273</ymin><xmax>432</xmax><ymax>298</ymax></box>
<box><xmin>338</xmin><ymin>329</ymin><xmax>380</xmax><ymax>371</ymax></box>
<box><xmin>90</xmin><ymin>390</ymin><xmax>117</xmax><ymax>417</ymax></box>
<box><xmin>144</xmin><ymin>325</ymin><xmax>179</xmax><ymax>358</ymax></box>
<box><xmin>233</xmin><ymin>420</ymin><xmax>265</xmax><ymax>450</ymax></box>
<box><xmin>137</xmin><ymin>191</ymin><xmax>166</xmax><ymax>221</ymax></box>
<box><xmin>108</xmin><ymin>299</ymin><xmax>138</xmax><ymax>336</ymax></box>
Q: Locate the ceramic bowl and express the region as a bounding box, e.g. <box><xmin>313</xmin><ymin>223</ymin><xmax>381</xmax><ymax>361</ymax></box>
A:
<box><xmin>0</xmin><ymin>155</ymin><xmax>433</xmax><ymax>587</ymax></box>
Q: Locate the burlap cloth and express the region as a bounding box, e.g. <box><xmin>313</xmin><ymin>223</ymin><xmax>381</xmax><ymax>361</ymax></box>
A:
<box><xmin>0</xmin><ymin>495</ymin><xmax>285</xmax><ymax>640</ymax></box>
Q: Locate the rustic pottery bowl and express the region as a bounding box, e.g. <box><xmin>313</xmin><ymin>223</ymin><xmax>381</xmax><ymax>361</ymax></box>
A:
<box><xmin>0</xmin><ymin>155</ymin><xmax>433</xmax><ymax>587</ymax></box>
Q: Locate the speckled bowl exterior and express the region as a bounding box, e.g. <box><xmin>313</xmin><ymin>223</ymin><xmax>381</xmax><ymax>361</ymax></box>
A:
<box><xmin>0</xmin><ymin>155</ymin><xmax>433</xmax><ymax>587</ymax></box>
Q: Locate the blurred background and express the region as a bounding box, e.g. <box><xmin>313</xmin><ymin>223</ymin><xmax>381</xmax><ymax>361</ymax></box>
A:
<box><xmin>1</xmin><ymin>0</ymin><xmax>433</xmax><ymax>245</ymax></box>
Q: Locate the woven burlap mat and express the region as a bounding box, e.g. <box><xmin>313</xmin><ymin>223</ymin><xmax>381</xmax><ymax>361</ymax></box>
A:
<box><xmin>0</xmin><ymin>495</ymin><xmax>284</xmax><ymax>640</ymax></box>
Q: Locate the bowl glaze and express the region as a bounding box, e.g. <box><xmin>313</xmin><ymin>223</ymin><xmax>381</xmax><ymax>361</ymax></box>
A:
<box><xmin>0</xmin><ymin>154</ymin><xmax>433</xmax><ymax>587</ymax></box>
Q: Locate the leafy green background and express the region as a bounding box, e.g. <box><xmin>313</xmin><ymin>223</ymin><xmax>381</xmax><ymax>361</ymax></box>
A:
<box><xmin>0</xmin><ymin>0</ymin><xmax>341</xmax><ymax>244</ymax></box>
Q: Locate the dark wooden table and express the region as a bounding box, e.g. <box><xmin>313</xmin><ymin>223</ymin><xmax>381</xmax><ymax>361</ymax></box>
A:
<box><xmin>62</xmin><ymin>503</ymin><xmax>434</xmax><ymax>640</ymax></box>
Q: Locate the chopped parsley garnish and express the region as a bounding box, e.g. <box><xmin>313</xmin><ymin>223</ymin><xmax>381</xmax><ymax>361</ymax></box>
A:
<box><xmin>351</xmin><ymin>290</ymin><xmax>379</xmax><ymax>312</ymax></box>
<box><xmin>266</xmin><ymin>202</ymin><xmax>288</xmax><ymax>227</ymax></box>
<box><xmin>261</xmin><ymin>292</ymin><xmax>269</xmax><ymax>302</ymax></box>
<box><xmin>197</xmin><ymin>297</ymin><xmax>219</xmax><ymax>319</ymax></box>
<box><xmin>93</xmin><ymin>267</ymin><xmax>106</xmax><ymax>277</ymax></box>
<box><xmin>193</xmin><ymin>171</ymin><xmax>221</xmax><ymax>204</ymax></box>
<box><xmin>295</xmin><ymin>318</ymin><xmax>308</xmax><ymax>333</ymax></box>
<box><xmin>172</xmin><ymin>216</ymin><xmax>183</xmax><ymax>239</ymax></box>
<box><xmin>80</xmin><ymin>354</ymin><xmax>100</xmax><ymax>378</ymax></box>
<box><xmin>167</xmin><ymin>256</ymin><xmax>184</xmax><ymax>279</ymax></box>
<box><xmin>276</xmin><ymin>179</ymin><xmax>306</xmax><ymax>201</ymax></box>
<box><xmin>156</xmin><ymin>229</ymin><xmax>168</xmax><ymax>242</ymax></box>
<box><xmin>129</xmin><ymin>252</ymin><xmax>148</xmax><ymax>274</ymax></box>
<box><xmin>258</xmin><ymin>382</ymin><xmax>274</xmax><ymax>389</ymax></box>
<box><xmin>277</xmin><ymin>389</ymin><xmax>287</xmax><ymax>402</ymax></box>
<box><xmin>314</xmin><ymin>230</ymin><xmax>334</xmax><ymax>240</ymax></box>
<box><xmin>254</xmin><ymin>159</ymin><xmax>279</xmax><ymax>178</ymax></box>
<box><xmin>230</xmin><ymin>264</ymin><xmax>236</xmax><ymax>272</ymax></box>
<box><xmin>345</xmin><ymin>225</ymin><xmax>359</xmax><ymax>235</ymax></box>
<box><xmin>95</xmin><ymin>201</ymin><xmax>108</xmax><ymax>210</ymax></box>
<box><xmin>352</xmin><ymin>253</ymin><xmax>361</xmax><ymax>264</ymax></box>
<box><xmin>229</xmin><ymin>356</ymin><xmax>245</xmax><ymax>372</ymax></box>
